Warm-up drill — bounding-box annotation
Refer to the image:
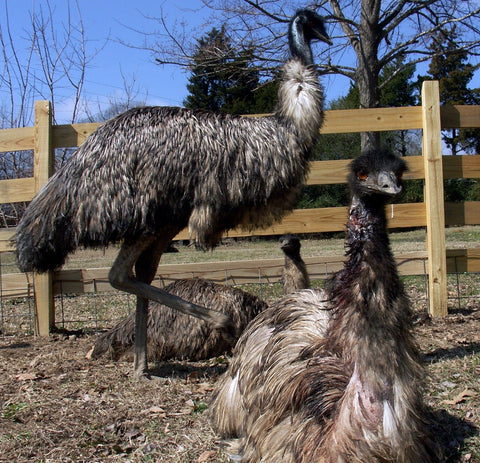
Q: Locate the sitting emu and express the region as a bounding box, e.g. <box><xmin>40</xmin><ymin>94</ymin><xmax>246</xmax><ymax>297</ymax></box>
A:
<box><xmin>279</xmin><ymin>234</ymin><xmax>310</xmax><ymax>294</ymax></box>
<box><xmin>211</xmin><ymin>149</ymin><xmax>439</xmax><ymax>462</ymax></box>
<box><xmin>91</xmin><ymin>237</ymin><xmax>310</xmax><ymax>361</ymax></box>
<box><xmin>90</xmin><ymin>278</ymin><xmax>267</xmax><ymax>362</ymax></box>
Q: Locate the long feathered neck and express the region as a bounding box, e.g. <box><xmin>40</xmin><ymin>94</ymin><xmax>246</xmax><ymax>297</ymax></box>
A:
<box><xmin>289</xmin><ymin>14</ymin><xmax>314</xmax><ymax>65</ymax></box>
<box><xmin>326</xmin><ymin>193</ymin><xmax>412</xmax><ymax>370</ymax></box>
<box><xmin>275</xmin><ymin>59</ymin><xmax>324</xmax><ymax>149</ymax></box>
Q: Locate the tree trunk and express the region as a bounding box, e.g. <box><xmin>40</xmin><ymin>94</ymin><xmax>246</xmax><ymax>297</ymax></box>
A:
<box><xmin>352</xmin><ymin>0</ymin><xmax>382</xmax><ymax>151</ymax></box>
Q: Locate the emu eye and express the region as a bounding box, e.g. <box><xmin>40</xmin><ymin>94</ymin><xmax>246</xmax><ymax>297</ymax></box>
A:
<box><xmin>357</xmin><ymin>171</ymin><xmax>368</xmax><ymax>181</ymax></box>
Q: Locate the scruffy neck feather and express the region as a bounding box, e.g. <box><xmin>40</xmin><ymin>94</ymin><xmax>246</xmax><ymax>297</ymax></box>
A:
<box><xmin>276</xmin><ymin>59</ymin><xmax>324</xmax><ymax>148</ymax></box>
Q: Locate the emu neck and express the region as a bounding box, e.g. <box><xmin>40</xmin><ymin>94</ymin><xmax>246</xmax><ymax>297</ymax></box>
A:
<box><xmin>289</xmin><ymin>18</ymin><xmax>313</xmax><ymax>65</ymax></box>
<box><xmin>326</xmin><ymin>194</ymin><xmax>410</xmax><ymax>374</ymax></box>
<box><xmin>275</xmin><ymin>59</ymin><xmax>324</xmax><ymax>151</ymax></box>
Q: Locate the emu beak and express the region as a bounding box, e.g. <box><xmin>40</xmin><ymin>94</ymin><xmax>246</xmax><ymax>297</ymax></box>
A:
<box><xmin>313</xmin><ymin>23</ymin><xmax>333</xmax><ymax>46</ymax></box>
<box><xmin>377</xmin><ymin>171</ymin><xmax>402</xmax><ymax>195</ymax></box>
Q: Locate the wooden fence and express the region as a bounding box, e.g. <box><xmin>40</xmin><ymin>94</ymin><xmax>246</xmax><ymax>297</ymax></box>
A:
<box><xmin>0</xmin><ymin>81</ymin><xmax>479</xmax><ymax>335</ymax></box>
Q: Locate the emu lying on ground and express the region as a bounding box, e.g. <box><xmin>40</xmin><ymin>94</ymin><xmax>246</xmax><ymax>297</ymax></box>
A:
<box><xmin>279</xmin><ymin>234</ymin><xmax>310</xmax><ymax>294</ymax></box>
<box><xmin>90</xmin><ymin>278</ymin><xmax>267</xmax><ymax>362</ymax></box>
<box><xmin>15</xmin><ymin>9</ymin><xmax>330</xmax><ymax>377</ymax></box>
<box><xmin>211</xmin><ymin>149</ymin><xmax>439</xmax><ymax>462</ymax></box>
<box><xmin>91</xmin><ymin>237</ymin><xmax>310</xmax><ymax>362</ymax></box>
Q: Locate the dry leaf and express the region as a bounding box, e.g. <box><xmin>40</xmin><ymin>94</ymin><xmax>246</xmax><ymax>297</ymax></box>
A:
<box><xmin>141</xmin><ymin>406</ymin><xmax>166</xmax><ymax>417</ymax></box>
<box><xmin>197</xmin><ymin>450</ymin><xmax>217</xmax><ymax>462</ymax></box>
<box><xmin>16</xmin><ymin>372</ymin><xmax>42</xmax><ymax>381</ymax></box>
<box><xmin>195</xmin><ymin>382</ymin><xmax>214</xmax><ymax>394</ymax></box>
<box><xmin>85</xmin><ymin>346</ymin><xmax>94</xmax><ymax>360</ymax></box>
<box><xmin>441</xmin><ymin>388</ymin><xmax>475</xmax><ymax>405</ymax></box>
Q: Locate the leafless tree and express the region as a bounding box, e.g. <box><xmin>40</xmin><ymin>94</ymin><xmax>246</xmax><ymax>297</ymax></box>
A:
<box><xmin>148</xmin><ymin>0</ymin><xmax>480</xmax><ymax>150</ymax></box>
<box><xmin>0</xmin><ymin>0</ymin><xmax>103</xmax><ymax>225</ymax></box>
<box><xmin>84</xmin><ymin>70</ymin><xmax>147</xmax><ymax>123</ymax></box>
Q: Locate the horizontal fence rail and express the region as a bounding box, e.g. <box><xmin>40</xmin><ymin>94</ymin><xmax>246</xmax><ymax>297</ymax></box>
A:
<box><xmin>0</xmin><ymin>81</ymin><xmax>479</xmax><ymax>334</ymax></box>
<box><xmin>1</xmin><ymin>249</ymin><xmax>480</xmax><ymax>300</ymax></box>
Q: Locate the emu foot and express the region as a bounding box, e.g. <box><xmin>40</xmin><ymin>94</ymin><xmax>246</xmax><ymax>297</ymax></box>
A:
<box><xmin>212</xmin><ymin>312</ymin><xmax>239</xmax><ymax>344</ymax></box>
<box><xmin>133</xmin><ymin>367</ymin><xmax>152</xmax><ymax>381</ymax></box>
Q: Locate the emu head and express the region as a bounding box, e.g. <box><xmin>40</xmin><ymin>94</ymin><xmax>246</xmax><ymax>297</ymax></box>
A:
<box><xmin>289</xmin><ymin>9</ymin><xmax>332</xmax><ymax>65</ymax></box>
<box><xmin>279</xmin><ymin>234</ymin><xmax>301</xmax><ymax>258</ymax></box>
<box><xmin>348</xmin><ymin>149</ymin><xmax>407</xmax><ymax>203</ymax></box>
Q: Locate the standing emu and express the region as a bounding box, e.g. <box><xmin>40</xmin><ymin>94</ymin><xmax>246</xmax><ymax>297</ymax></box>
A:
<box><xmin>90</xmin><ymin>278</ymin><xmax>268</xmax><ymax>362</ymax></box>
<box><xmin>279</xmin><ymin>234</ymin><xmax>310</xmax><ymax>293</ymax></box>
<box><xmin>211</xmin><ymin>149</ymin><xmax>439</xmax><ymax>462</ymax></box>
<box><xmin>15</xmin><ymin>9</ymin><xmax>330</xmax><ymax>377</ymax></box>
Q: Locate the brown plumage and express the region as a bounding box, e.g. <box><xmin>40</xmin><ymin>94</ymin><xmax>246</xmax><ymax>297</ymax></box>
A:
<box><xmin>15</xmin><ymin>9</ymin><xmax>330</xmax><ymax>377</ymax></box>
<box><xmin>211</xmin><ymin>149</ymin><xmax>439</xmax><ymax>462</ymax></box>
<box><xmin>91</xmin><ymin>236</ymin><xmax>310</xmax><ymax>362</ymax></box>
<box><xmin>90</xmin><ymin>278</ymin><xmax>267</xmax><ymax>362</ymax></box>
<box><xmin>279</xmin><ymin>234</ymin><xmax>310</xmax><ymax>294</ymax></box>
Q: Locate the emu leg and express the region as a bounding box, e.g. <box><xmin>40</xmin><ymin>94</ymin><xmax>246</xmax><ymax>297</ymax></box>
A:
<box><xmin>134</xmin><ymin>297</ymin><xmax>149</xmax><ymax>377</ymax></box>
<box><xmin>132</xmin><ymin>236</ymin><xmax>173</xmax><ymax>377</ymax></box>
<box><xmin>108</xmin><ymin>235</ymin><xmax>236</xmax><ymax>377</ymax></box>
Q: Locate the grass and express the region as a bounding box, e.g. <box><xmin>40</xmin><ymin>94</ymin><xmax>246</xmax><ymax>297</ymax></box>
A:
<box><xmin>1</xmin><ymin>225</ymin><xmax>479</xmax><ymax>273</ymax></box>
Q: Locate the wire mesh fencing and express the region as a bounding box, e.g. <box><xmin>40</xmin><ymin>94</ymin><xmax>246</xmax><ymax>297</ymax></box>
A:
<box><xmin>1</xmin><ymin>253</ymin><xmax>479</xmax><ymax>338</ymax></box>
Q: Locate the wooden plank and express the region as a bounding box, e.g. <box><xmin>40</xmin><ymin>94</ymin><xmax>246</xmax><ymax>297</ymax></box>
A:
<box><xmin>387</xmin><ymin>203</ymin><xmax>427</xmax><ymax>228</ymax></box>
<box><xmin>443</xmin><ymin>155</ymin><xmax>480</xmax><ymax>179</ymax></box>
<box><xmin>0</xmin><ymin>126</ymin><xmax>34</xmax><ymax>152</ymax></box>
<box><xmin>445</xmin><ymin>201</ymin><xmax>480</xmax><ymax>226</ymax></box>
<box><xmin>441</xmin><ymin>105</ymin><xmax>480</xmax><ymax>129</ymax></box>
<box><xmin>0</xmin><ymin>228</ymin><xmax>16</xmax><ymax>252</ymax></box>
<box><xmin>0</xmin><ymin>177</ymin><xmax>35</xmax><ymax>203</ymax></box>
<box><xmin>306</xmin><ymin>155</ymin><xmax>425</xmax><ymax>187</ymax></box>
<box><xmin>320</xmin><ymin>106</ymin><xmax>423</xmax><ymax>134</ymax></box>
<box><xmin>8</xmin><ymin>249</ymin><xmax>480</xmax><ymax>297</ymax></box>
<box><xmin>33</xmin><ymin>101</ymin><xmax>55</xmax><ymax>336</ymax></box>
<box><xmin>173</xmin><ymin>202</ymin><xmax>426</xmax><ymax>241</ymax></box>
<box><xmin>52</xmin><ymin>122</ymin><xmax>100</xmax><ymax>148</ymax></box>
<box><xmin>422</xmin><ymin>81</ymin><xmax>448</xmax><ymax>317</ymax></box>
<box><xmin>403</xmin><ymin>156</ymin><xmax>424</xmax><ymax>179</ymax></box>
<box><xmin>2</xmin><ymin>105</ymin><xmax>477</xmax><ymax>156</ymax></box>
<box><xmin>306</xmin><ymin>160</ymin><xmax>350</xmax><ymax>185</ymax></box>
<box><xmin>0</xmin><ymin>271</ymin><xmax>32</xmax><ymax>298</ymax></box>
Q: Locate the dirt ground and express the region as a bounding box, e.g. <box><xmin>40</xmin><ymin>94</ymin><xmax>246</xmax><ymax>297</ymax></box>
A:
<box><xmin>0</xmin><ymin>302</ymin><xmax>479</xmax><ymax>463</ymax></box>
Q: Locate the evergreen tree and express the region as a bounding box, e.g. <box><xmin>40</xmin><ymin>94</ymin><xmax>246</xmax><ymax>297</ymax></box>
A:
<box><xmin>183</xmin><ymin>26</ymin><xmax>261</xmax><ymax>115</ymax></box>
<box><xmin>379</xmin><ymin>56</ymin><xmax>419</xmax><ymax>157</ymax></box>
<box><xmin>424</xmin><ymin>26</ymin><xmax>480</xmax><ymax>155</ymax></box>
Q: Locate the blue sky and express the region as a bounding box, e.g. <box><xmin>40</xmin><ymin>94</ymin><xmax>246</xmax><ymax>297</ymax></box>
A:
<box><xmin>2</xmin><ymin>1</ymin><xmax>213</xmax><ymax>121</ymax></box>
<box><xmin>2</xmin><ymin>0</ymin><xmax>355</xmax><ymax>123</ymax></box>
<box><xmin>3</xmin><ymin>1</ymin><xmax>478</xmax><ymax>125</ymax></box>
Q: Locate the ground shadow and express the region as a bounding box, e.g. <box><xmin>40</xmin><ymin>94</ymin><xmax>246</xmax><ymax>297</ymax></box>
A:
<box><xmin>424</xmin><ymin>342</ymin><xmax>480</xmax><ymax>363</ymax></box>
<box><xmin>429</xmin><ymin>408</ymin><xmax>478</xmax><ymax>462</ymax></box>
<box><xmin>149</xmin><ymin>360</ymin><xmax>228</xmax><ymax>380</ymax></box>
<box><xmin>0</xmin><ymin>341</ymin><xmax>31</xmax><ymax>350</ymax></box>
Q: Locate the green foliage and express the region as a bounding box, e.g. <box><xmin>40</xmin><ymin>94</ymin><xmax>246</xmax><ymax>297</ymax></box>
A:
<box><xmin>444</xmin><ymin>178</ymin><xmax>478</xmax><ymax>202</ymax></box>
<box><xmin>421</xmin><ymin>26</ymin><xmax>480</xmax><ymax>155</ymax></box>
<box><xmin>401</xmin><ymin>180</ymin><xmax>424</xmax><ymax>203</ymax></box>
<box><xmin>2</xmin><ymin>402</ymin><xmax>28</xmax><ymax>420</ymax></box>
<box><xmin>184</xmin><ymin>26</ymin><xmax>260</xmax><ymax>114</ymax></box>
<box><xmin>298</xmin><ymin>184</ymin><xmax>349</xmax><ymax>209</ymax></box>
<box><xmin>380</xmin><ymin>56</ymin><xmax>417</xmax><ymax>108</ymax></box>
<box><xmin>184</xmin><ymin>26</ymin><xmax>278</xmax><ymax>116</ymax></box>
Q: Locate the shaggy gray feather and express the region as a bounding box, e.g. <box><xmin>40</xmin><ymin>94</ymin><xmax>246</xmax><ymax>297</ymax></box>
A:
<box><xmin>16</xmin><ymin>59</ymin><xmax>324</xmax><ymax>273</ymax></box>
<box><xmin>91</xmin><ymin>278</ymin><xmax>267</xmax><ymax>361</ymax></box>
<box><xmin>211</xmin><ymin>150</ymin><xmax>439</xmax><ymax>462</ymax></box>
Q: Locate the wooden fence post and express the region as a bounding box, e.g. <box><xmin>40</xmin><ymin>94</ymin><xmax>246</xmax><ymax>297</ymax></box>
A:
<box><xmin>422</xmin><ymin>81</ymin><xmax>448</xmax><ymax>317</ymax></box>
<box><xmin>33</xmin><ymin>101</ymin><xmax>55</xmax><ymax>335</ymax></box>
